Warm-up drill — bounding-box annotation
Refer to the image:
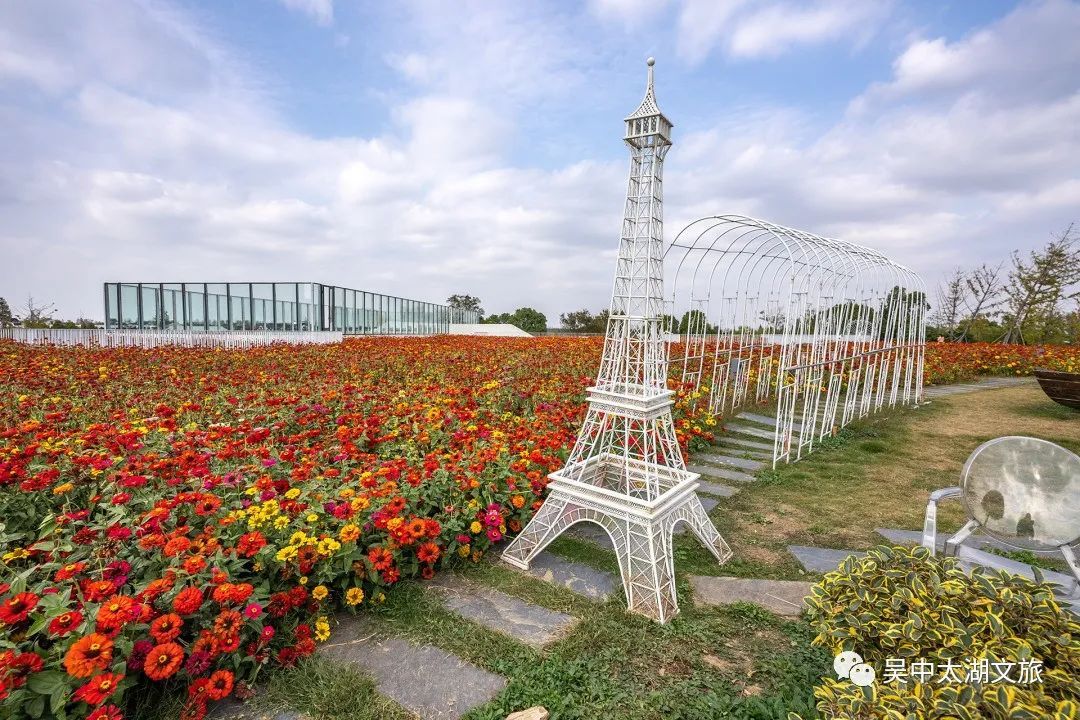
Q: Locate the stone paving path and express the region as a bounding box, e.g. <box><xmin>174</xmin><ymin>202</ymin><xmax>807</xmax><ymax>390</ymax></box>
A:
<box><xmin>319</xmin><ymin>616</ymin><xmax>507</xmax><ymax>720</ymax></box>
<box><xmin>876</xmin><ymin>526</ymin><xmax>1015</xmax><ymax>552</ymax></box>
<box><xmin>787</xmin><ymin>545</ymin><xmax>865</xmax><ymax>574</ymax></box>
<box><xmin>517</xmin><ymin>551</ymin><xmax>618</xmax><ymax>600</ymax></box>
<box><xmin>430</xmin><ymin>574</ymin><xmax>578</xmax><ymax>648</ymax></box>
<box><xmin>922</xmin><ymin>376</ymin><xmax>1033</xmax><ymax>398</ymax></box>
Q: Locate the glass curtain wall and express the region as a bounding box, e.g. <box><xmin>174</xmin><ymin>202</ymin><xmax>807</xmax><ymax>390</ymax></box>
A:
<box><xmin>103</xmin><ymin>282</ymin><xmax>466</xmax><ymax>333</ymax></box>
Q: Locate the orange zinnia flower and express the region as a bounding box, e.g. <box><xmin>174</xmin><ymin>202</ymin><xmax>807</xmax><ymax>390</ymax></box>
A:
<box><xmin>143</xmin><ymin>642</ymin><xmax>184</xmax><ymax>681</ymax></box>
<box><xmin>206</xmin><ymin>669</ymin><xmax>234</xmax><ymax>700</ymax></box>
<box><xmin>96</xmin><ymin>594</ymin><xmax>136</xmax><ymax>631</ymax></box>
<box><xmin>417</xmin><ymin>542</ymin><xmax>441</xmax><ymax>564</ymax></box>
<box><xmin>150</xmin><ymin>613</ymin><xmax>183</xmax><ymax>643</ymax></box>
<box><xmin>64</xmin><ymin>634</ymin><xmax>114</xmax><ymax>678</ymax></box>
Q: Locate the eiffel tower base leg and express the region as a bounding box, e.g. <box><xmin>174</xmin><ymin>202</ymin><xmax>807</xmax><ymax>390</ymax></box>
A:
<box><xmin>501</xmin><ymin>481</ymin><xmax>732</xmax><ymax>624</ymax></box>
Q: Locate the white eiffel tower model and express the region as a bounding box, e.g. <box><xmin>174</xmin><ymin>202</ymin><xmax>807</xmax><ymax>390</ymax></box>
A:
<box><xmin>502</xmin><ymin>58</ymin><xmax>732</xmax><ymax>623</ymax></box>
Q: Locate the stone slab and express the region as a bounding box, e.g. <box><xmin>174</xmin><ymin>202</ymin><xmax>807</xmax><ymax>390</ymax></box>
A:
<box><xmin>687</xmin><ymin>464</ymin><xmax>757</xmax><ymax>484</ymax></box>
<box><xmin>957</xmin><ymin>545</ymin><xmax>1078</xmax><ymax>596</ymax></box>
<box><xmin>723</xmin><ymin>424</ymin><xmax>776</xmax><ymax>441</ymax></box>
<box><xmin>695</xmin><ymin>453</ymin><xmax>765</xmax><ymax>471</ymax></box>
<box><xmin>429</xmin><ymin>575</ymin><xmax>578</xmax><ymax>648</ymax></box>
<box><xmin>876</xmin><ymin>527</ymin><xmax>1013</xmax><ymax>553</ymax></box>
<box><xmin>719</xmin><ymin>435</ymin><xmax>773</xmax><ymax>452</ymax></box>
<box><xmin>697</xmin><ymin>480</ymin><xmax>739</xmax><ymax>498</ymax></box>
<box><xmin>506</xmin><ymin>709</ymin><xmax>550</xmax><ymax>720</ymax></box>
<box><xmin>319</xmin><ymin>616</ymin><xmax>507</xmax><ymax>720</ymax></box>
<box><xmin>518</xmin><ymin>552</ymin><xmax>618</xmax><ymax>600</ymax></box>
<box><xmin>788</xmin><ymin>545</ymin><xmax>866</xmax><ymax>574</ymax></box>
<box><xmin>735</xmin><ymin>411</ymin><xmax>779</xmax><ymax>427</ymax></box>
<box><xmin>689</xmin><ymin>575</ymin><xmax>813</xmax><ymax>617</ymax></box>
<box><xmin>923</xmin><ymin>377</ymin><xmax>1032</xmax><ymax>398</ymax></box>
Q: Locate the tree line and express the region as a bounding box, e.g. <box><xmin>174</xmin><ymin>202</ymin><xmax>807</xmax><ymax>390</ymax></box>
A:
<box><xmin>928</xmin><ymin>224</ymin><xmax>1078</xmax><ymax>344</ymax></box>
<box><xmin>0</xmin><ymin>296</ymin><xmax>99</xmax><ymax>329</ymax></box>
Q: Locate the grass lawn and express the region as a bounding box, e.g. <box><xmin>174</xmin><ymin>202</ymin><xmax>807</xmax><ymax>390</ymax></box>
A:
<box><xmin>175</xmin><ymin>384</ymin><xmax>1080</xmax><ymax>720</ymax></box>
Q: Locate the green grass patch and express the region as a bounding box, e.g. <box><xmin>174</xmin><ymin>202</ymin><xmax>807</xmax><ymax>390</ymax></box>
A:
<box><xmin>251</xmin><ymin>656</ymin><xmax>414</xmax><ymax>720</ymax></box>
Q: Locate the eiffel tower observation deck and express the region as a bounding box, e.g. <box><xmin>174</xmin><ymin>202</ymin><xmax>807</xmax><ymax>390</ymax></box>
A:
<box><xmin>502</xmin><ymin>59</ymin><xmax>732</xmax><ymax>623</ymax></box>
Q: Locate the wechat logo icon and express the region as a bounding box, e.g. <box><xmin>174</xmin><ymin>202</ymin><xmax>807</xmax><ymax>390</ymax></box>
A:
<box><xmin>834</xmin><ymin>650</ymin><xmax>876</xmax><ymax>687</ymax></box>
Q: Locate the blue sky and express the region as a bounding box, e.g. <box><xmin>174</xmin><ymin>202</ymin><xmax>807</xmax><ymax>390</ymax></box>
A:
<box><xmin>1</xmin><ymin>0</ymin><xmax>1077</xmax><ymax>321</ymax></box>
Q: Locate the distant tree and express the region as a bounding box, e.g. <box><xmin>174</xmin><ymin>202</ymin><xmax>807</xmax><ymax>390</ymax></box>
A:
<box><xmin>558</xmin><ymin>308</ymin><xmax>610</xmax><ymax>333</ymax></box>
<box><xmin>508</xmin><ymin>307</ymin><xmax>546</xmax><ymax>334</ymax></box>
<box><xmin>589</xmin><ymin>309</ymin><xmax>610</xmax><ymax>333</ymax></box>
<box><xmin>0</xmin><ymin>297</ymin><xmax>13</xmax><ymax>327</ymax></box>
<box><xmin>50</xmin><ymin>318</ymin><xmax>99</xmax><ymax>329</ymax></box>
<box><xmin>932</xmin><ymin>269</ymin><xmax>965</xmax><ymax>340</ymax></box>
<box><xmin>560</xmin><ymin>309</ymin><xmax>594</xmax><ymax>331</ymax></box>
<box><xmin>483</xmin><ymin>307</ymin><xmax>547</xmax><ymax>334</ymax></box>
<box><xmin>21</xmin><ymin>296</ymin><xmax>56</xmax><ymax>328</ymax></box>
<box><xmin>446</xmin><ymin>294</ymin><xmax>484</xmax><ymax>321</ymax></box>
<box><xmin>678</xmin><ymin>309</ymin><xmax>717</xmax><ymax>335</ymax></box>
<box><xmin>958</xmin><ymin>263</ymin><xmax>1005</xmax><ymax>341</ymax></box>
<box><xmin>1000</xmin><ymin>224</ymin><xmax>1080</xmax><ymax>344</ymax></box>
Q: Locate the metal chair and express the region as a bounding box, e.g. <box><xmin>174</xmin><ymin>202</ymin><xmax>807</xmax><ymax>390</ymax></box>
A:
<box><xmin>922</xmin><ymin>436</ymin><xmax>1080</xmax><ymax>594</ymax></box>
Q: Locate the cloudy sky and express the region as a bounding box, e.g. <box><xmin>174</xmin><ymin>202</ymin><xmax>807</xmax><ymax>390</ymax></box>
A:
<box><xmin>1</xmin><ymin>0</ymin><xmax>1078</xmax><ymax>321</ymax></box>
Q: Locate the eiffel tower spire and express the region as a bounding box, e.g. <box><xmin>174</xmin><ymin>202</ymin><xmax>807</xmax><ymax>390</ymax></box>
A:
<box><xmin>502</xmin><ymin>59</ymin><xmax>732</xmax><ymax>623</ymax></box>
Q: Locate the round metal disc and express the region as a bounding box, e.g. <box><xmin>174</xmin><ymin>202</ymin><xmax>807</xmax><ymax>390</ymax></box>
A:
<box><xmin>961</xmin><ymin>436</ymin><xmax>1080</xmax><ymax>551</ymax></box>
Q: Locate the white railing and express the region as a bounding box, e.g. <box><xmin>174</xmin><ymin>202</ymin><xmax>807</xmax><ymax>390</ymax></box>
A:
<box><xmin>0</xmin><ymin>328</ymin><xmax>344</xmax><ymax>348</ymax></box>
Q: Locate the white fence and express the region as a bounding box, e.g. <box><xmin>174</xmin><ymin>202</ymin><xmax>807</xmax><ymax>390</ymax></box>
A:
<box><xmin>0</xmin><ymin>328</ymin><xmax>344</xmax><ymax>348</ymax></box>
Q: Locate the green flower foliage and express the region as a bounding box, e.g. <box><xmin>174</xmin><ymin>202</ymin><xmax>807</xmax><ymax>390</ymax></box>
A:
<box><xmin>793</xmin><ymin>545</ymin><xmax>1080</xmax><ymax>720</ymax></box>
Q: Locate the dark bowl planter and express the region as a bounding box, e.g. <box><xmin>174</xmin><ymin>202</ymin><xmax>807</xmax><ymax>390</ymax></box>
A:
<box><xmin>1034</xmin><ymin>369</ymin><xmax>1080</xmax><ymax>411</ymax></box>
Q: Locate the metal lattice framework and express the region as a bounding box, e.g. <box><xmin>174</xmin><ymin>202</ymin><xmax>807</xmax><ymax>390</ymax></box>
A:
<box><xmin>503</xmin><ymin>59</ymin><xmax>731</xmax><ymax>623</ymax></box>
<box><xmin>665</xmin><ymin>215</ymin><xmax>927</xmax><ymax>465</ymax></box>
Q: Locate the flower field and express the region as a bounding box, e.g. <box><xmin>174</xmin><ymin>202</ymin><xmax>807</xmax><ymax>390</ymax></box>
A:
<box><xmin>0</xmin><ymin>337</ymin><xmax>1077</xmax><ymax>720</ymax></box>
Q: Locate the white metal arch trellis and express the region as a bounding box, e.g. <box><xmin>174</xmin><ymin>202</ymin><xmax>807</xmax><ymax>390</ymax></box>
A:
<box><xmin>664</xmin><ymin>214</ymin><xmax>926</xmax><ymax>465</ymax></box>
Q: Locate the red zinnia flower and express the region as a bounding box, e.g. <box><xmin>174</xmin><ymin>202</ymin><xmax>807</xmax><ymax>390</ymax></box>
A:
<box><xmin>206</xmin><ymin>669</ymin><xmax>234</xmax><ymax>700</ymax></box>
<box><xmin>149</xmin><ymin>613</ymin><xmax>183</xmax><ymax>643</ymax></box>
<box><xmin>0</xmin><ymin>592</ymin><xmax>39</xmax><ymax>625</ymax></box>
<box><xmin>417</xmin><ymin>542</ymin><xmax>441</xmax><ymax>564</ymax></box>
<box><xmin>236</xmin><ymin>532</ymin><xmax>266</xmax><ymax>558</ymax></box>
<box><xmin>367</xmin><ymin>547</ymin><xmax>393</xmax><ymax>571</ymax></box>
<box><xmin>49</xmin><ymin>610</ymin><xmax>84</xmax><ymax>636</ymax></box>
<box><xmin>172</xmin><ymin>586</ymin><xmax>203</xmax><ymax>615</ymax></box>
<box><xmin>73</xmin><ymin>672</ymin><xmax>124</xmax><ymax>706</ymax></box>
<box><xmin>86</xmin><ymin>705</ymin><xmax>123</xmax><ymax>720</ymax></box>
<box><xmin>143</xmin><ymin>642</ymin><xmax>184</xmax><ymax>681</ymax></box>
<box><xmin>7</xmin><ymin>652</ymin><xmax>44</xmax><ymax>687</ymax></box>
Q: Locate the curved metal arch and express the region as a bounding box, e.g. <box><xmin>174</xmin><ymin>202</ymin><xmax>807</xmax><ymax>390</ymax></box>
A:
<box><xmin>665</xmin><ymin>214</ymin><xmax>927</xmax><ymax>465</ymax></box>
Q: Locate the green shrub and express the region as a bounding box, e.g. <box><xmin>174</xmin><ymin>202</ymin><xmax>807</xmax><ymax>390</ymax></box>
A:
<box><xmin>795</xmin><ymin>545</ymin><xmax>1080</xmax><ymax>720</ymax></box>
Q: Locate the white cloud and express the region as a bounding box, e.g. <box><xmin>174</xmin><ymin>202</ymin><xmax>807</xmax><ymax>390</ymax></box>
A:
<box><xmin>864</xmin><ymin>0</ymin><xmax>1080</xmax><ymax>105</ymax></box>
<box><xmin>673</xmin><ymin>0</ymin><xmax>893</xmax><ymax>64</ymax></box>
<box><xmin>277</xmin><ymin>0</ymin><xmax>334</xmax><ymax>26</ymax></box>
<box><xmin>0</xmin><ymin>0</ymin><xmax>1077</xmax><ymax>324</ymax></box>
<box><xmin>587</xmin><ymin>0</ymin><xmax>672</xmax><ymax>29</ymax></box>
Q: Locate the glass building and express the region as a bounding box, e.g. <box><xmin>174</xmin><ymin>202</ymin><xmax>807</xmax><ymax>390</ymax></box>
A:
<box><xmin>103</xmin><ymin>282</ymin><xmax>479</xmax><ymax>334</ymax></box>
